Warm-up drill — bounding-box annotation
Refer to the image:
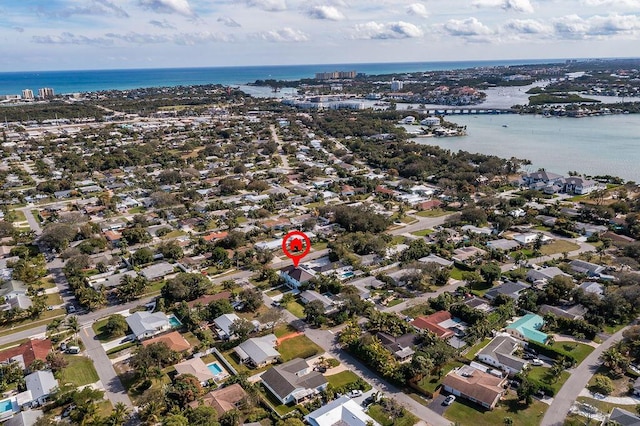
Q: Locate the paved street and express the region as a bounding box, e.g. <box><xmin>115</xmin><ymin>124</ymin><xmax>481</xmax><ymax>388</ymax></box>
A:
<box><xmin>541</xmin><ymin>324</ymin><xmax>633</xmax><ymax>426</ymax></box>
<box><xmin>81</xmin><ymin>326</ymin><xmax>133</xmax><ymax>408</ymax></box>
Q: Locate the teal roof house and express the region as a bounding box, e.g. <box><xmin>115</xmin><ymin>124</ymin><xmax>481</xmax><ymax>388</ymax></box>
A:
<box><xmin>505</xmin><ymin>314</ymin><xmax>548</xmax><ymax>344</ymax></box>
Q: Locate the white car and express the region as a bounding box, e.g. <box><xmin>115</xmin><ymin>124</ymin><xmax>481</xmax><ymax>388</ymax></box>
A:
<box><xmin>443</xmin><ymin>395</ymin><xmax>456</xmax><ymax>406</ymax></box>
<box><xmin>349</xmin><ymin>390</ymin><xmax>363</xmax><ymax>398</ymax></box>
<box><xmin>531</xmin><ymin>358</ymin><xmax>544</xmax><ymax>366</ymax></box>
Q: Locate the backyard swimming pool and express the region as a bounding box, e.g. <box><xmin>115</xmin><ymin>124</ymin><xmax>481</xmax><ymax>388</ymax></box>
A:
<box><xmin>207</xmin><ymin>362</ymin><xmax>223</xmax><ymax>375</ymax></box>
<box><xmin>168</xmin><ymin>315</ymin><xmax>182</xmax><ymax>328</ymax></box>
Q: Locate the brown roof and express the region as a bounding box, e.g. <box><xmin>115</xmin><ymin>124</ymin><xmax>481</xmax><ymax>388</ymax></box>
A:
<box><xmin>188</xmin><ymin>383</ymin><xmax>248</xmax><ymax>413</ymax></box>
<box><xmin>186</xmin><ymin>292</ymin><xmax>233</xmax><ymax>309</ymax></box>
<box><xmin>203</xmin><ymin>231</ymin><xmax>228</xmax><ymax>242</ymax></box>
<box><xmin>0</xmin><ymin>339</ymin><xmax>52</xmax><ymax>367</ymax></box>
<box><xmin>103</xmin><ymin>230</ymin><xmax>122</xmax><ymax>241</ymax></box>
<box><xmin>411</xmin><ymin>311</ymin><xmax>455</xmax><ymax>339</ymax></box>
<box><xmin>441</xmin><ymin>366</ymin><xmax>505</xmax><ymax>408</ymax></box>
<box><xmin>141</xmin><ymin>331</ymin><xmax>190</xmax><ymax>352</ymax></box>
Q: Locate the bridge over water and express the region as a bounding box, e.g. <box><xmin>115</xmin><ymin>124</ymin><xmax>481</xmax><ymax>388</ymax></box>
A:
<box><xmin>417</xmin><ymin>107</ymin><xmax>518</xmax><ymax>115</ymax></box>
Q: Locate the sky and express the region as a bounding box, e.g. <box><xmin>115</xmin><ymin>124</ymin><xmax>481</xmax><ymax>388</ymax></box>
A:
<box><xmin>1</xmin><ymin>0</ymin><xmax>639</xmax><ymax>71</ymax></box>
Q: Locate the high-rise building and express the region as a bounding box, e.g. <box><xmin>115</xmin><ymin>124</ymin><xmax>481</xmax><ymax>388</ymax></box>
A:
<box><xmin>38</xmin><ymin>87</ymin><xmax>55</xmax><ymax>99</ymax></box>
<box><xmin>21</xmin><ymin>89</ymin><xmax>34</xmax><ymax>100</ymax></box>
<box><xmin>390</xmin><ymin>80</ymin><xmax>403</xmax><ymax>91</ymax></box>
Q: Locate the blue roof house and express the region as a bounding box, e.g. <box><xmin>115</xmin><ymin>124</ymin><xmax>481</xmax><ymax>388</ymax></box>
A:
<box><xmin>505</xmin><ymin>314</ymin><xmax>548</xmax><ymax>344</ymax></box>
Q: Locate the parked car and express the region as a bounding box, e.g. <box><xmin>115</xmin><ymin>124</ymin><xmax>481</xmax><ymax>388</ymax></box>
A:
<box><xmin>66</xmin><ymin>305</ymin><xmax>76</xmax><ymax>314</ymax></box>
<box><xmin>524</xmin><ymin>346</ymin><xmax>537</xmax><ymax>355</ymax></box>
<box><xmin>349</xmin><ymin>389</ymin><xmax>362</xmax><ymax>397</ymax></box>
<box><xmin>443</xmin><ymin>395</ymin><xmax>456</xmax><ymax>406</ymax></box>
<box><xmin>362</xmin><ymin>395</ymin><xmax>376</xmax><ymax>407</ymax></box>
<box><xmin>66</xmin><ymin>346</ymin><xmax>80</xmax><ymax>354</ymax></box>
<box><xmin>508</xmin><ymin>380</ymin><xmax>520</xmax><ymax>389</ymax></box>
<box><xmin>522</xmin><ymin>353</ymin><xmax>535</xmax><ymax>360</ymax></box>
<box><xmin>531</xmin><ymin>358</ymin><xmax>544</xmax><ymax>366</ymax></box>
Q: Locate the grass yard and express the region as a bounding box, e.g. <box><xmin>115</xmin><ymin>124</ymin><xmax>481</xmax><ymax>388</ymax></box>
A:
<box><xmin>411</xmin><ymin>229</ymin><xmax>434</xmax><ymax>237</ymax></box>
<box><xmin>326</xmin><ymin>371</ymin><xmax>361</xmax><ymax>389</ymax></box>
<box><xmin>401</xmin><ymin>303</ymin><xmax>433</xmax><ymax>319</ymax></box>
<box><xmin>274</xmin><ymin>324</ymin><xmax>297</xmax><ymax>338</ymax></box>
<box><xmin>528</xmin><ymin>366</ymin><xmax>571</xmax><ymax>395</ymax></box>
<box><xmin>312</xmin><ymin>241</ymin><xmax>328</xmax><ymax>251</ymax></box>
<box><xmin>162</xmin><ymin>230</ymin><xmax>186</xmax><ymax>239</ymax></box>
<box><xmin>37</xmin><ymin>277</ymin><xmax>58</xmax><ymax>289</ymax></box>
<box><xmin>539</xmin><ymin>240</ymin><xmax>580</xmax><ymax>256</ymax></box>
<box><xmin>278</xmin><ymin>335</ymin><xmax>323</xmax><ymax>361</ymax></box>
<box><xmin>576</xmin><ymin>396</ymin><xmax>637</xmax><ymax>414</ymax></box>
<box><xmin>416</xmin><ymin>209</ymin><xmax>450</xmax><ymax>217</ymax></box>
<box><xmin>285</xmin><ymin>301</ymin><xmax>305</xmax><ymax>319</ymax></box>
<box><xmin>417</xmin><ymin>360</ymin><xmax>465</xmax><ymax>394</ymax></box>
<box><xmin>445</xmin><ymin>394</ymin><xmax>548</xmax><ymax>426</ymax></box>
<box><xmin>450</xmin><ymin>267</ymin><xmax>466</xmax><ymax>280</ymax></box>
<box><xmin>550</xmin><ymin>341</ymin><xmax>595</xmax><ymax>364</ymax></box>
<box><xmin>58</xmin><ymin>356</ymin><xmax>99</xmax><ymax>387</ymax></box>
<box><xmin>44</xmin><ymin>293</ymin><xmax>63</xmax><ymax>306</ymax></box>
<box><xmin>464</xmin><ymin>338</ymin><xmax>492</xmax><ymax>361</ymax></box>
<box><xmin>390</xmin><ymin>235</ymin><xmax>406</xmax><ymax>245</ymax></box>
<box><xmin>368</xmin><ymin>404</ymin><xmax>417</xmax><ymax>426</ymax></box>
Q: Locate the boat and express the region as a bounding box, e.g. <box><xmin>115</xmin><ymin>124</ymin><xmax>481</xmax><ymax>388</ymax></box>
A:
<box><xmin>502</xmin><ymin>124</ymin><xmax>509</xmax><ymax>128</ymax></box>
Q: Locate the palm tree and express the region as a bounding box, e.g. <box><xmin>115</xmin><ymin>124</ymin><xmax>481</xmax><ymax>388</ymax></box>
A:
<box><xmin>66</xmin><ymin>315</ymin><xmax>80</xmax><ymax>344</ymax></box>
<box><xmin>106</xmin><ymin>402</ymin><xmax>129</xmax><ymax>426</ymax></box>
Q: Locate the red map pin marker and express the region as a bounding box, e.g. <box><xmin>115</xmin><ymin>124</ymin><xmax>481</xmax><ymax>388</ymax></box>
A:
<box><xmin>282</xmin><ymin>231</ymin><xmax>311</xmax><ymax>267</ymax></box>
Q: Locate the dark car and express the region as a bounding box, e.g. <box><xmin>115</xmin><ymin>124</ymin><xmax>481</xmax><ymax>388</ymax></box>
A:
<box><xmin>522</xmin><ymin>353</ymin><xmax>535</xmax><ymax>360</ymax></box>
<box><xmin>362</xmin><ymin>396</ymin><xmax>376</xmax><ymax>407</ymax></box>
<box><xmin>524</xmin><ymin>347</ymin><xmax>537</xmax><ymax>355</ymax></box>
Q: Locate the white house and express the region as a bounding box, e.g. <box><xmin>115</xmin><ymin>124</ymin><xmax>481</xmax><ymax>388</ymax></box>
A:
<box><xmin>305</xmin><ymin>395</ymin><xmax>380</xmax><ymax>426</ymax></box>
<box><xmin>213</xmin><ymin>313</ymin><xmax>241</xmax><ymax>340</ymax></box>
<box><xmin>476</xmin><ymin>334</ymin><xmax>528</xmax><ymax>375</ymax></box>
<box><xmin>126</xmin><ymin>311</ymin><xmax>171</xmax><ymax>340</ymax></box>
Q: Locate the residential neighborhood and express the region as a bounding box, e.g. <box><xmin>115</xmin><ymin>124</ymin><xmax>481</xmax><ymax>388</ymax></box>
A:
<box><xmin>0</xmin><ymin>81</ymin><xmax>638</xmax><ymax>426</ymax></box>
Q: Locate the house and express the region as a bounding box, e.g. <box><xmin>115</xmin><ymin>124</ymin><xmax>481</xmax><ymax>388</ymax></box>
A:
<box><xmin>87</xmin><ymin>270</ymin><xmax>137</xmax><ymax>290</ymax></box>
<box><xmin>578</xmin><ymin>281</ymin><xmax>605</xmax><ymax>299</ymax></box>
<box><xmin>299</xmin><ymin>290</ymin><xmax>336</xmax><ymax>313</ymax></box>
<box><xmin>4</xmin><ymin>409</ymin><xmax>44</xmax><ymax>426</ymax></box>
<box><xmin>441</xmin><ymin>365</ymin><xmax>507</xmax><ymax>409</ymax></box>
<box><xmin>174</xmin><ymin>357</ymin><xmax>215</xmax><ymax>386</ymax></box>
<box><xmin>213</xmin><ymin>313</ymin><xmax>241</xmax><ymax>340</ymax></box>
<box><xmin>0</xmin><ymin>339</ymin><xmax>52</xmax><ymax>370</ymax></box>
<box><xmin>477</xmin><ymin>334</ymin><xmax>527</xmax><ymax>375</ymax></box>
<box><xmin>376</xmin><ymin>332</ymin><xmax>416</xmax><ymax>362</ymax></box>
<box><xmin>412</xmin><ymin>311</ymin><xmax>458</xmax><ymax>339</ymax></box>
<box><xmin>24</xmin><ymin>370</ymin><xmax>58</xmax><ymax>405</ymax></box>
<box><xmin>539</xmin><ymin>304</ymin><xmax>587</xmax><ymax>320</ymax></box>
<box><xmin>452</xmin><ymin>246</ymin><xmax>486</xmax><ymax>264</ymax></box>
<box><xmin>261</xmin><ymin>358</ymin><xmax>328</xmax><ymax>405</ymax></box>
<box><xmin>140</xmin><ymin>262</ymin><xmax>175</xmax><ymax>281</ymax></box>
<box><xmin>142</xmin><ymin>331</ymin><xmax>191</xmax><ymax>352</ymax></box>
<box><xmin>526</xmin><ymin>267</ymin><xmax>570</xmax><ymax>284</ymax></box>
<box><xmin>126</xmin><ymin>311</ymin><xmax>171</xmax><ymax>340</ymax></box>
<box><xmin>280</xmin><ymin>265</ymin><xmax>315</xmax><ymax>289</ymax></box>
<box><xmin>485</xmin><ymin>280</ymin><xmax>530</xmax><ymax>301</ymax></box>
<box><xmin>188</xmin><ymin>383</ymin><xmax>248</xmax><ymax>414</ymax></box>
<box><xmin>512</xmin><ymin>233</ymin><xmax>552</xmax><ymax>246</ymax></box>
<box><xmin>505</xmin><ymin>314</ymin><xmax>548</xmax><ymax>344</ymax></box>
<box><xmin>606</xmin><ymin>407</ymin><xmax>640</xmax><ymax>425</ymax></box>
<box><xmin>569</xmin><ymin>260</ymin><xmax>606</xmax><ymax>277</ymax></box>
<box><xmin>417</xmin><ymin>254</ymin><xmax>453</xmax><ymax>267</ymax></box>
<box><xmin>486</xmin><ymin>239</ymin><xmax>520</xmax><ymax>252</ymax></box>
<box><xmin>304</xmin><ymin>395</ymin><xmax>381</xmax><ymax>426</ymax></box>
<box><xmin>234</xmin><ymin>334</ymin><xmax>280</xmax><ymax>368</ymax></box>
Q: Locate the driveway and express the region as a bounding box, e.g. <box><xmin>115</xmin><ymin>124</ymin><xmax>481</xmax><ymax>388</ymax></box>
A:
<box><xmin>428</xmin><ymin>393</ymin><xmax>452</xmax><ymax>416</ymax></box>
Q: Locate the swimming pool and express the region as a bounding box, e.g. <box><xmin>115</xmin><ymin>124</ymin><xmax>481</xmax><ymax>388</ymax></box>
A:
<box><xmin>0</xmin><ymin>399</ymin><xmax>13</xmax><ymax>413</ymax></box>
<box><xmin>207</xmin><ymin>362</ymin><xmax>223</xmax><ymax>375</ymax></box>
<box><xmin>168</xmin><ymin>315</ymin><xmax>182</xmax><ymax>328</ymax></box>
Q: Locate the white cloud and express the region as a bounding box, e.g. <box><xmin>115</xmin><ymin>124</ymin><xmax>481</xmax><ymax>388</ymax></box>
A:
<box><xmin>552</xmin><ymin>13</ymin><xmax>640</xmax><ymax>38</ymax></box>
<box><xmin>472</xmin><ymin>0</ymin><xmax>534</xmax><ymax>13</ymax></box>
<box><xmin>307</xmin><ymin>6</ymin><xmax>345</xmax><ymax>21</ymax></box>
<box><xmin>254</xmin><ymin>27</ymin><xmax>309</xmax><ymax>42</ymax></box>
<box><xmin>583</xmin><ymin>0</ymin><xmax>640</xmax><ymax>7</ymax></box>
<box><xmin>41</xmin><ymin>0</ymin><xmax>130</xmax><ymax>18</ymax></box>
<box><xmin>239</xmin><ymin>0</ymin><xmax>288</xmax><ymax>12</ymax></box>
<box><xmin>149</xmin><ymin>19</ymin><xmax>176</xmax><ymax>29</ymax></box>
<box><xmin>138</xmin><ymin>0</ymin><xmax>193</xmax><ymax>16</ymax></box>
<box><xmin>105</xmin><ymin>31</ymin><xmax>231</xmax><ymax>44</ymax></box>
<box><xmin>353</xmin><ymin>21</ymin><xmax>424</xmax><ymax>39</ymax></box>
<box><xmin>218</xmin><ymin>16</ymin><xmax>241</xmax><ymax>27</ymax></box>
<box><xmin>406</xmin><ymin>3</ymin><xmax>429</xmax><ymax>18</ymax></box>
<box><xmin>503</xmin><ymin>18</ymin><xmax>551</xmax><ymax>34</ymax></box>
<box><xmin>32</xmin><ymin>32</ymin><xmax>114</xmax><ymax>45</ymax></box>
<box><xmin>443</xmin><ymin>17</ymin><xmax>493</xmax><ymax>36</ymax></box>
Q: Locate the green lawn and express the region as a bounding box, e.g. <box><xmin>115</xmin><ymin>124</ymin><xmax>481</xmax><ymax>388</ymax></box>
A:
<box><xmin>44</xmin><ymin>293</ymin><xmax>63</xmax><ymax>306</ymax></box>
<box><xmin>368</xmin><ymin>404</ymin><xmax>417</xmax><ymax>426</ymax></box>
<box><xmin>278</xmin><ymin>335</ymin><xmax>323</xmax><ymax>361</ymax></box>
<box><xmin>327</xmin><ymin>371</ymin><xmax>360</xmax><ymax>389</ymax></box>
<box><xmin>274</xmin><ymin>324</ymin><xmax>297</xmax><ymax>338</ymax></box>
<box><xmin>464</xmin><ymin>338</ymin><xmax>491</xmax><ymax>361</ymax></box>
<box><xmin>162</xmin><ymin>230</ymin><xmax>186</xmax><ymax>239</ymax></box>
<box><xmin>550</xmin><ymin>341</ymin><xmax>595</xmax><ymax>364</ymax></box>
<box><xmin>417</xmin><ymin>360</ymin><xmax>465</xmax><ymax>394</ymax></box>
<box><xmin>416</xmin><ymin>209</ymin><xmax>450</xmax><ymax>217</ymax></box>
<box><xmin>445</xmin><ymin>394</ymin><xmax>548</xmax><ymax>426</ymax></box>
<box><xmin>401</xmin><ymin>303</ymin><xmax>433</xmax><ymax>319</ymax></box>
<box><xmin>450</xmin><ymin>267</ymin><xmax>466</xmax><ymax>280</ymax></box>
<box><xmin>58</xmin><ymin>356</ymin><xmax>100</xmax><ymax>387</ymax></box>
<box><xmin>312</xmin><ymin>242</ymin><xmax>328</xmax><ymax>251</ymax></box>
<box><xmin>92</xmin><ymin>317</ymin><xmax>128</xmax><ymax>342</ymax></box>
<box><xmin>528</xmin><ymin>366</ymin><xmax>571</xmax><ymax>395</ymax></box>
<box><xmin>410</xmin><ymin>229</ymin><xmax>434</xmax><ymax>237</ymax></box>
<box><xmin>539</xmin><ymin>240</ymin><xmax>580</xmax><ymax>256</ymax></box>
<box><xmin>285</xmin><ymin>301</ymin><xmax>305</xmax><ymax>319</ymax></box>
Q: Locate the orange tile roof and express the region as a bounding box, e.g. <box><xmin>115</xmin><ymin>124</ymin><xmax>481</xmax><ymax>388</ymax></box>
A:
<box><xmin>203</xmin><ymin>231</ymin><xmax>228</xmax><ymax>242</ymax></box>
<box><xmin>141</xmin><ymin>331</ymin><xmax>191</xmax><ymax>352</ymax></box>
<box><xmin>0</xmin><ymin>339</ymin><xmax>52</xmax><ymax>367</ymax></box>
<box><xmin>411</xmin><ymin>311</ymin><xmax>455</xmax><ymax>339</ymax></box>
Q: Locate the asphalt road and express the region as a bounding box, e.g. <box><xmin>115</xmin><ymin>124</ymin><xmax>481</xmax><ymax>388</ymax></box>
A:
<box><xmin>541</xmin><ymin>324</ymin><xmax>633</xmax><ymax>426</ymax></box>
<box><xmin>81</xmin><ymin>326</ymin><xmax>133</xmax><ymax>408</ymax></box>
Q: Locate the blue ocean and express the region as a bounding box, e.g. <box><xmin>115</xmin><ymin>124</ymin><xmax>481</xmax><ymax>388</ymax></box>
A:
<box><xmin>0</xmin><ymin>59</ymin><xmax>557</xmax><ymax>95</ymax></box>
